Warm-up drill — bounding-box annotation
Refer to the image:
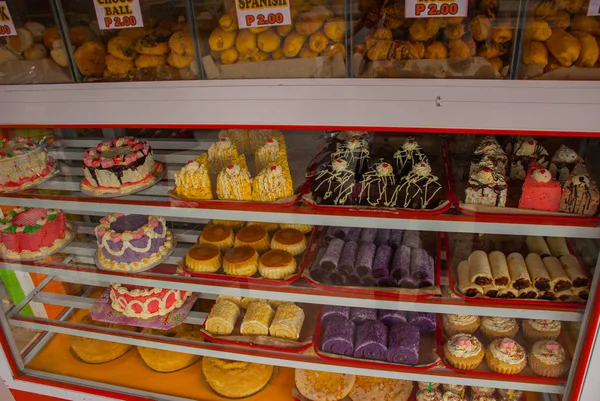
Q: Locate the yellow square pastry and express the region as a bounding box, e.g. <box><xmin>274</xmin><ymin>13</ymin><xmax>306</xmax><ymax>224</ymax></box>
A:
<box><xmin>216</xmin><ymin>154</ymin><xmax>253</xmax><ymax>201</ymax></box>
<box><xmin>174</xmin><ymin>153</ymin><xmax>212</xmax><ymax>199</ymax></box>
<box><xmin>219</xmin><ymin>128</ymin><xmax>249</xmax><ymax>154</ymax></box>
<box><xmin>208</xmin><ymin>137</ymin><xmax>239</xmax><ymax>174</ymax></box>
<box><xmin>255</xmin><ymin>137</ymin><xmax>287</xmax><ymax>172</ymax></box>
<box><xmin>252</xmin><ymin>158</ymin><xmax>294</xmax><ymax>202</ymax></box>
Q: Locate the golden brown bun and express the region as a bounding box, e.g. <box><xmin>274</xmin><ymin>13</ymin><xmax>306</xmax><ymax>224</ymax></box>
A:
<box><xmin>199</xmin><ymin>224</ymin><xmax>234</xmax><ymax>250</ymax></box>
<box><xmin>224</xmin><ymin>245</ymin><xmax>256</xmax><ymax>264</ymax></box>
<box><xmin>235</xmin><ymin>225</ymin><xmax>270</xmax><ymax>253</ymax></box>
<box><xmin>74</xmin><ymin>42</ymin><xmax>106</xmax><ymax>76</ymax></box>
<box><xmin>202</xmin><ymin>357</ymin><xmax>273</xmax><ymax>398</ymax></box>
<box><xmin>137</xmin><ymin>325</ymin><xmax>202</xmax><ymax>372</ymax></box>
<box><xmin>223</xmin><ymin>245</ymin><xmax>258</xmax><ymax>276</ymax></box>
<box><xmin>70</xmin><ymin>313</ymin><xmax>136</xmax><ymax>363</ymax></box>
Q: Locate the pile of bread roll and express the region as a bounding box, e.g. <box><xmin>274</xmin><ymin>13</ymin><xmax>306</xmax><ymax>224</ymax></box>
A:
<box><xmin>457</xmin><ymin>236</ymin><xmax>590</xmax><ymax>301</ymax></box>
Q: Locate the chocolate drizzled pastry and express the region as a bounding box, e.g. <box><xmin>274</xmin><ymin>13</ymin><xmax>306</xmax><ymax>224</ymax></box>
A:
<box><xmin>471</xmin><ymin>137</ymin><xmax>508</xmax><ymax>176</ymax></box>
<box><xmin>392</xmin><ymin>162</ymin><xmax>443</xmax><ymax>209</ymax></box>
<box><xmin>465</xmin><ymin>165</ymin><xmax>507</xmax><ymax>207</ymax></box>
<box><xmin>311</xmin><ymin>158</ymin><xmax>356</xmax><ymax>205</ymax></box>
<box><xmin>549</xmin><ymin>145</ymin><xmax>583</xmax><ymax>186</ymax></box>
<box><xmin>358</xmin><ymin>160</ymin><xmax>397</xmax><ymax>207</ymax></box>
<box><xmin>560</xmin><ymin>169</ymin><xmax>600</xmax><ymax>216</ymax></box>
<box><xmin>331</xmin><ymin>138</ymin><xmax>371</xmax><ymax>179</ymax></box>
<box><xmin>393</xmin><ymin>137</ymin><xmax>428</xmax><ymax>177</ymax></box>
<box><xmin>509</xmin><ymin>138</ymin><xmax>549</xmax><ymax>180</ymax></box>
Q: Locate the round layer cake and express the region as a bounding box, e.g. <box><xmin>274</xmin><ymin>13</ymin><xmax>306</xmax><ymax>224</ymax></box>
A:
<box><xmin>109</xmin><ymin>283</ymin><xmax>191</xmax><ymax>319</ymax></box>
<box><xmin>0</xmin><ymin>207</ymin><xmax>73</xmax><ymax>260</ymax></box>
<box><xmin>0</xmin><ymin>137</ymin><xmax>55</xmax><ymax>192</ymax></box>
<box><xmin>82</xmin><ymin>137</ymin><xmax>158</xmax><ymax>194</ymax></box>
<box><xmin>95</xmin><ymin>213</ymin><xmax>173</xmax><ymax>271</ymax></box>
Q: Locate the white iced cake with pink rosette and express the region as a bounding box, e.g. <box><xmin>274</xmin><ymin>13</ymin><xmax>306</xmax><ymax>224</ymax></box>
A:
<box><xmin>109</xmin><ymin>284</ymin><xmax>190</xmax><ymax>319</ymax></box>
<box><xmin>82</xmin><ymin>137</ymin><xmax>158</xmax><ymax>194</ymax></box>
<box><xmin>0</xmin><ymin>137</ymin><xmax>55</xmax><ymax>193</ymax></box>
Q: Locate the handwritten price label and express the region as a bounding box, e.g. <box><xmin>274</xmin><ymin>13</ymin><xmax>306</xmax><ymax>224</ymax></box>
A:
<box><xmin>0</xmin><ymin>1</ymin><xmax>16</xmax><ymax>37</ymax></box>
<box><xmin>236</xmin><ymin>0</ymin><xmax>291</xmax><ymax>29</ymax></box>
<box><xmin>405</xmin><ymin>0</ymin><xmax>467</xmax><ymax>18</ymax></box>
<box><xmin>93</xmin><ymin>0</ymin><xmax>144</xmax><ymax>30</ymax></box>
<box><xmin>587</xmin><ymin>0</ymin><xmax>600</xmax><ymax>15</ymax></box>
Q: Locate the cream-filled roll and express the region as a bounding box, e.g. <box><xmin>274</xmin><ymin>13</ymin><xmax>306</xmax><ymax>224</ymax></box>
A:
<box><xmin>560</xmin><ymin>254</ymin><xmax>590</xmax><ymax>288</ymax></box>
<box><xmin>526</xmin><ymin>236</ymin><xmax>551</xmax><ymax>257</ymax></box>
<box><xmin>488</xmin><ymin>251</ymin><xmax>510</xmax><ymax>289</ymax></box>
<box><xmin>543</xmin><ymin>256</ymin><xmax>573</xmax><ymax>292</ymax></box>
<box><xmin>525</xmin><ymin>253</ymin><xmax>551</xmax><ymax>292</ymax></box>
<box><xmin>468</xmin><ymin>250</ymin><xmax>493</xmax><ymax>286</ymax></box>
<box><xmin>507</xmin><ymin>253</ymin><xmax>532</xmax><ymax>290</ymax></box>
<box><xmin>457</xmin><ymin>260</ymin><xmax>483</xmax><ymax>297</ymax></box>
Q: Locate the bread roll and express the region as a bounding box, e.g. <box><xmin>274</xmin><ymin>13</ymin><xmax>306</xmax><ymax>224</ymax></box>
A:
<box><xmin>546</xmin><ymin>237</ymin><xmax>570</xmax><ymax>258</ymax></box>
<box><xmin>468</xmin><ymin>250</ymin><xmax>493</xmax><ymax>286</ymax></box>
<box><xmin>542</xmin><ymin>256</ymin><xmax>572</xmax><ymax>292</ymax></box>
<box><xmin>457</xmin><ymin>260</ymin><xmax>483</xmax><ymax>297</ymax></box>
<box><xmin>498</xmin><ymin>287</ymin><xmax>518</xmax><ymax>298</ymax></box>
<box><xmin>560</xmin><ymin>254</ymin><xmax>590</xmax><ymax>288</ymax></box>
<box><xmin>483</xmin><ymin>284</ymin><xmax>499</xmax><ymax>298</ymax></box>
<box><xmin>507</xmin><ymin>253</ymin><xmax>532</xmax><ymax>290</ymax></box>
<box><xmin>525</xmin><ymin>253</ymin><xmax>551</xmax><ymax>291</ymax></box>
<box><xmin>518</xmin><ymin>287</ymin><xmax>539</xmax><ymax>299</ymax></box>
<box><xmin>488</xmin><ymin>251</ymin><xmax>510</xmax><ymax>288</ymax></box>
<box><xmin>526</xmin><ymin>236</ymin><xmax>551</xmax><ymax>257</ymax></box>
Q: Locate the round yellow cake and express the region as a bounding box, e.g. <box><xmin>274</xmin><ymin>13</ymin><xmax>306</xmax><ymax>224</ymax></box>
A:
<box><xmin>202</xmin><ymin>357</ymin><xmax>274</xmax><ymax>398</ymax></box>
<box><xmin>223</xmin><ymin>245</ymin><xmax>259</xmax><ymax>276</ymax></box>
<box><xmin>185</xmin><ymin>244</ymin><xmax>221</xmax><ymax>272</ymax></box>
<box><xmin>199</xmin><ymin>224</ymin><xmax>234</xmax><ymax>250</ymax></box>
<box><xmin>137</xmin><ymin>324</ymin><xmax>202</xmax><ymax>372</ymax></box>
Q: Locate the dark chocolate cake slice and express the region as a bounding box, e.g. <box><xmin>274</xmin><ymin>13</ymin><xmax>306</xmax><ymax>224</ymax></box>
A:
<box><xmin>357</xmin><ymin>160</ymin><xmax>397</xmax><ymax>207</ymax></box>
<box><xmin>310</xmin><ymin>158</ymin><xmax>356</xmax><ymax>205</ymax></box>
<box><xmin>392</xmin><ymin>162</ymin><xmax>443</xmax><ymax>209</ymax></box>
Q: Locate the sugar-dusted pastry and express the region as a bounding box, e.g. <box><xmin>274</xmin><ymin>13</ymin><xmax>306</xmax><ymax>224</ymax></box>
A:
<box><xmin>443</xmin><ymin>314</ymin><xmax>480</xmax><ymax>337</ymax></box>
<box><xmin>259</xmin><ymin>249</ymin><xmax>297</xmax><ymax>279</ymax></box>
<box><xmin>271</xmin><ymin>228</ymin><xmax>306</xmax><ymax>256</ymax></box>
<box><xmin>525</xmin><ymin>253</ymin><xmax>551</xmax><ymax>291</ymax></box>
<box><xmin>519</xmin><ymin>167</ymin><xmax>561</xmax><ymax>212</ymax></box>
<box><xmin>560</xmin><ymin>254</ymin><xmax>590</xmax><ymax>288</ymax></box>
<box><xmin>390</xmin><ymin>244</ymin><xmax>411</xmax><ymax>282</ymax></box>
<box><xmin>235</xmin><ymin>225</ymin><xmax>270</xmax><ymax>253</ymax></box>
<box><xmin>295</xmin><ymin>368</ymin><xmax>356</xmax><ymax>401</ymax></box>
<box><xmin>411</xmin><ymin>247</ymin><xmax>434</xmax><ymax>288</ymax></box>
<box><xmin>350</xmin><ymin>308</ymin><xmax>377</xmax><ymax>324</ymax></box>
<box><xmin>468</xmin><ymin>250</ymin><xmax>493</xmax><ymax>286</ymax></box>
<box><xmin>393</xmin><ymin>162</ymin><xmax>443</xmax><ymax>210</ymax></box>
<box><xmin>311</xmin><ymin>158</ymin><xmax>356</xmax><ymax>206</ymax></box>
<box><xmin>205</xmin><ymin>299</ymin><xmax>240</xmax><ymax>335</ymax></box>
<box><xmin>373</xmin><ymin>244</ymin><xmax>393</xmax><ymax>279</ymax></box>
<box><xmin>546</xmin><ymin>237</ymin><xmax>570</xmax><ymax>258</ymax></box>
<box><xmin>216</xmin><ymin>155</ymin><xmax>253</xmax><ymax>201</ymax></box>
<box><xmin>219</xmin><ymin>128</ymin><xmax>249</xmax><ymax>154</ymax></box>
<box><xmin>457</xmin><ymin>260</ymin><xmax>484</xmax><ymax>297</ymax></box>
<box><xmin>174</xmin><ymin>154</ymin><xmax>212</xmax><ymax>199</ymax></box>
<box><xmin>184</xmin><ymin>244</ymin><xmax>221</xmax><ymax>272</ymax></box>
<box><xmin>522</xmin><ymin>319</ymin><xmax>561</xmax><ymax>342</ymax></box>
<box><xmin>137</xmin><ymin>325</ymin><xmax>202</xmax><ymax>372</ymax></box>
<box><xmin>349</xmin><ymin>377</ymin><xmax>413</xmax><ymax>401</ymax></box>
<box><xmin>255</xmin><ymin>137</ymin><xmax>287</xmax><ymax>172</ymax></box>
<box><xmin>488</xmin><ymin>251</ymin><xmax>510</xmax><ymax>289</ymax></box>
<box><xmin>222</xmin><ymin>245</ymin><xmax>259</xmax><ymax>277</ymax></box>
<box><xmin>377</xmin><ymin>309</ymin><xmax>407</xmax><ymax>326</ymax></box>
<box><xmin>322</xmin><ymin>305</ymin><xmax>350</xmax><ymax>322</ymax></box>
<box><xmin>279</xmin><ymin>223</ymin><xmax>313</xmax><ymax>234</ymax></box>
<box><xmin>542</xmin><ymin>256</ymin><xmax>572</xmax><ymax>292</ymax></box>
<box><xmin>252</xmin><ymin>159</ymin><xmax>294</xmax><ymax>202</ymax></box>
<box><xmin>355</xmin><ymin>242</ymin><xmax>376</xmax><ymax>281</ymax></box>
<box><xmin>507</xmin><ymin>253</ymin><xmax>532</xmax><ymax>290</ymax></box>
<box><xmin>320</xmin><ymin>238</ymin><xmax>345</xmax><ymax>271</ymax></box>
<box><xmin>202</xmin><ymin>357</ymin><xmax>273</xmax><ymax>398</ymax></box>
<box><xmin>70</xmin><ymin>313</ymin><xmax>135</xmax><ymax>363</ymax></box>
<box><xmin>394</xmin><ymin>137</ymin><xmax>428</xmax><ymax>176</ymax></box>
<box><xmin>387</xmin><ymin>323</ymin><xmax>419</xmax><ymax>365</ymax></box>
<box><xmin>360</xmin><ymin>228</ymin><xmax>378</xmax><ymax>244</ymax></box>
<box><xmin>560</xmin><ymin>169</ymin><xmax>600</xmax><ymax>216</ymax></box>
<box><xmin>338</xmin><ymin>241</ymin><xmax>358</xmax><ymax>275</ymax></box>
<box><xmin>216</xmin><ymin>295</ymin><xmax>242</xmax><ymax>306</ymax></box>
<box><xmin>240</xmin><ymin>297</ymin><xmax>267</xmax><ymax>309</ymax></box>
<box><xmin>408</xmin><ymin>312</ymin><xmax>436</xmax><ymax>334</ymax></box>
<box><xmin>444</xmin><ymin>334</ymin><xmax>485</xmax><ymax>370</ymax></box>
<box><xmin>509</xmin><ymin>139</ymin><xmax>549</xmax><ymax>180</ymax></box>
<box><xmin>480</xmin><ymin>317</ymin><xmax>519</xmax><ymax>340</ymax></box>
<box><xmin>549</xmin><ymin>145</ymin><xmax>583</xmax><ymax>186</ymax></box>
<box><xmin>321</xmin><ymin>315</ymin><xmax>355</xmax><ymax>356</ymax></box>
<box><xmin>269</xmin><ymin>302</ymin><xmax>305</xmax><ymax>340</ymax></box>
<box><xmin>526</xmin><ymin>236</ymin><xmax>551</xmax><ymax>257</ymax></box>
<box><xmin>208</xmin><ymin>137</ymin><xmax>239</xmax><ymax>174</ymax></box>
<box><xmin>241</xmin><ymin>301</ymin><xmax>275</xmax><ymax>335</ymax></box>
<box><xmin>485</xmin><ymin>338</ymin><xmax>526</xmax><ymax>375</ymax></box>
<box><xmin>528</xmin><ymin>340</ymin><xmax>570</xmax><ymax>377</ymax></box>
<box><xmin>465</xmin><ymin>165</ymin><xmax>507</xmax><ymax>207</ymax></box>
<box><xmin>354</xmin><ymin>320</ymin><xmax>388</xmax><ymax>361</ymax></box>
<box><xmin>199</xmin><ymin>224</ymin><xmax>234</xmax><ymax>250</ymax></box>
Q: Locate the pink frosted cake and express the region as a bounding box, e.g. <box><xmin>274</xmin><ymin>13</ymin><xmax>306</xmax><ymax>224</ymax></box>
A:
<box><xmin>0</xmin><ymin>207</ymin><xmax>72</xmax><ymax>260</ymax></box>
<box><xmin>519</xmin><ymin>167</ymin><xmax>561</xmax><ymax>212</ymax></box>
<box><xmin>109</xmin><ymin>284</ymin><xmax>190</xmax><ymax>319</ymax></box>
<box><xmin>0</xmin><ymin>137</ymin><xmax>55</xmax><ymax>192</ymax></box>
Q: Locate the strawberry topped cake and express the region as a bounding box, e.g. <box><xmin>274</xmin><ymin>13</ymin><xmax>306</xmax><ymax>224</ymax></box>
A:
<box><xmin>82</xmin><ymin>137</ymin><xmax>161</xmax><ymax>195</ymax></box>
<box><xmin>0</xmin><ymin>207</ymin><xmax>73</xmax><ymax>260</ymax></box>
<box><xmin>109</xmin><ymin>283</ymin><xmax>190</xmax><ymax>319</ymax></box>
<box><xmin>518</xmin><ymin>165</ymin><xmax>561</xmax><ymax>212</ymax></box>
<box><xmin>0</xmin><ymin>137</ymin><xmax>55</xmax><ymax>193</ymax></box>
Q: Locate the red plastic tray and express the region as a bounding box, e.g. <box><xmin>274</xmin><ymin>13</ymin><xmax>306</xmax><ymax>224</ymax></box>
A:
<box><xmin>442</xmin><ymin>141</ymin><xmax>600</xmax><ymax>224</ymax></box>
<box><xmin>435</xmin><ymin>315</ymin><xmax>570</xmax><ymax>385</ymax></box>
<box><xmin>179</xmin><ymin>227</ymin><xmax>318</xmax><ymax>286</ymax></box>
<box><xmin>443</xmin><ymin>232</ymin><xmax>587</xmax><ymax>308</ymax></box>
<box><xmin>303</xmin><ymin>229</ymin><xmax>441</xmax><ymax>300</ymax></box>
<box><xmin>313</xmin><ymin>306</ymin><xmax>441</xmax><ymax>371</ymax></box>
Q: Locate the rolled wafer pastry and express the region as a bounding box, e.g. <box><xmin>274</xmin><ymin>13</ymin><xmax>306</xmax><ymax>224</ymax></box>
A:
<box><xmin>560</xmin><ymin>254</ymin><xmax>590</xmax><ymax>288</ymax></box>
<box><xmin>468</xmin><ymin>250</ymin><xmax>493</xmax><ymax>286</ymax></box>
<box><xmin>507</xmin><ymin>253</ymin><xmax>532</xmax><ymax>290</ymax></box>
<box><xmin>555</xmin><ymin>289</ymin><xmax>574</xmax><ymax>301</ymax></box>
<box><xmin>488</xmin><ymin>251</ymin><xmax>510</xmax><ymax>289</ymax></box>
<box><xmin>539</xmin><ymin>290</ymin><xmax>557</xmax><ymax>300</ymax></box>
<box><xmin>518</xmin><ymin>287</ymin><xmax>539</xmax><ymax>299</ymax></box>
<box><xmin>483</xmin><ymin>284</ymin><xmax>499</xmax><ymax>298</ymax></box>
<box><xmin>269</xmin><ymin>303</ymin><xmax>305</xmax><ymax>340</ymax></box>
<box><xmin>573</xmin><ymin>287</ymin><xmax>589</xmax><ymax>301</ymax></box>
<box><xmin>457</xmin><ymin>260</ymin><xmax>484</xmax><ymax>297</ymax></box>
<box><xmin>241</xmin><ymin>301</ymin><xmax>275</xmax><ymax>335</ymax></box>
<box><xmin>526</xmin><ymin>236</ymin><xmax>551</xmax><ymax>257</ymax></box>
<box><xmin>498</xmin><ymin>287</ymin><xmax>518</xmax><ymax>298</ymax></box>
<box><xmin>240</xmin><ymin>297</ymin><xmax>267</xmax><ymax>309</ymax></box>
<box><xmin>542</xmin><ymin>256</ymin><xmax>572</xmax><ymax>292</ymax></box>
<box><xmin>546</xmin><ymin>237</ymin><xmax>570</xmax><ymax>258</ymax></box>
<box><xmin>205</xmin><ymin>300</ymin><xmax>240</xmax><ymax>335</ymax></box>
<box><xmin>525</xmin><ymin>253</ymin><xmax>551</xmax><ymax>291</ymax></box>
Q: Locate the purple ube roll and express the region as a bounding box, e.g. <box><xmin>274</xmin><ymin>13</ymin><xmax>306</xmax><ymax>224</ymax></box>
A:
<box><xmin>320</xmin><ymin>316</ymin><xmax>355</xmax><ymax>356</ymax></box>
<box><xmin>360</xmin><ymin>276</ymin><xmax>377</xmax><ymax>286</ymax></box>
<box><xmin>355</xmin><ymin>242</ymin><xmax>376</xmax><ymax>277</ymax></box>
<box><xmin>329</xmin><ymin>272</ymin><xmax>345</xmax><ymax>285</ymax></box>
<box><xmin>347</xmin><ymin>274</ymin><xmax>362</xmax><ymax>286</ymax></box>
<box><xmin>408</xmin><ymin>312</ymin><xmax>436</xmax><ymax>334</ymax></box>
<box><xmin>411</xmin><ymin>248</ymin><xmax>434</xmax><ymax>288</ymax></box>
<box><xmin>373</xmin><ymin>245</ymin><xmax>393</xmax><ymax>278</ymax></box>
<box><xmin>398</xmin><ymin>277</ymin><xmax>419</xmax><ymax>288</ymax></box>
<box><xmin>374</xmin><ymin>229</ymin><xmax>391</xmax><ymax>247</ymax></box>
<box><xmin>346</xmin><ymin>228</ymin><xmax>362</xmax><ymax>242</ymax></box>
<box><xmin>338</xmin><ymin>241</ymin><xmax>358</xmax><ymax>276</ymax></box>
<box><xmin>390</xmin><ymin>245</ymin><xmax>411</xmax><ymax>281</ymax></box>
<box><xmin>402</xmin><ymin>230</ymin><xmax>421</xmax><ymax>248</ymax></box>
<box><xmin>350</xmin><ymin>307</ymin><xmax>378</xmax><ymax>324</ymax></box>
<box><xmin>354</xmin><ymin>321</ymin><xmax>388</xmax><ymax>361</ymax></box>
<box><xmin>311</xmin><ymin>268</ymin><xmax>327</xmax><ymax>282</ymax></box>
<box><xmin>319</xmin><ymin>238</ymin><xmax>345</xmax><ymax>271</ymax></box>
<box><xmin>333</xmin><ymin>227</ymin><xmax>351</xmax><ymax>240</ymax></box>
<box><xmin>389</xmin><ymin>230</ymin><xmax>404</xmax><ymax>249</ymax></box>
<box><xmin>321</xmin><ymin>305</ymin><xmax>350</xmax><ymax>322</ymax></box>
<box><xmin>418</xmin><ymin>256</ymin><xmax>435</xmax><ymax>288</ymax></box>
<box><xmin>387</xmin><ymin>323</ymin><xmax>420</xmax><ymax>365</ymax></box>
<box><xmin>359</xmin><ymin>228</ymin><xmax>377</xmax><ymax>243</ymax></box>
<box><xmin>377</xmin><ymin>309</ymin><xmax>407</xmax><ymax>326</ymax></box>
<box><xmin>376</xmin><ymin>276</ymin><xmax>395</xmax><ymax>287</ymax></box>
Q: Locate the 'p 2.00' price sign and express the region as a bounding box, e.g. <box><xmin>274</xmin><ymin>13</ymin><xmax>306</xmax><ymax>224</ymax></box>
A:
<box><xmin>405</xmin><ymin>0</ymin><xmax>468</xmax><ymax>18</ymax></box>
<box><xmin>93</xmin><ymin>0</ymin><xmax>144</xmax><ymax>30</ymax></box>
<box><xmin>236</xmin><ymin>0</ymin><xmax>291</xmax><ymax>29</ymax></box>
<box><xmin>0</xmin><ymin>2</ymin><xmax>16</xmax><ymax>37</ymax></box>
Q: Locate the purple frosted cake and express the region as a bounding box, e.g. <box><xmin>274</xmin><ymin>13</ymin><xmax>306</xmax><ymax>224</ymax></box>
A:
<box><xmin>96</xmin><ymin>214</ymin><xmax>174</xmax><ymax>271</ymax></box>
<box><xmin>322</xmin><ymin>305</ymin><xmax>350</xmax><ymax>322</ymax></box>
<box><xmin>387</xmin><ymin>323</ymin><xmax>419</xmax><ymax>364</ymax></box>
<box><xmin>408</xmin><ymin>312</ymin><xmax>436</xmax><ymax>334</ymax></box>
<box><xmin>350</xmin><ymin>307</ymin><xmax>378</xmax><ymax>323</ymax></box>
<box><xmin>338</xmin><ymin>241</ymin><xmax>358</xmax><ymax>275</ymax></box>
<box><xmin>320</xmin><ymin>316</ymin><xmax>355</xmax><ymax>356</ymax></box>
<box><xmin>378</xmin><ymin>309</ymin><xmax>407</xmax><ymax>326</ymax></box>
<box><xmin>373</xmin><ymin>245</ymin><xmax>393</xmax><ymax>278</ymax></box>
<box><xmin>319</xmin><ymin>238</ymin><xmax>345</xmax><ymax>271</ymax></box>
<box><xmin>354</xmin><ymin>320</ymin><xmax>388</xmax><ymax>361</ymax></box>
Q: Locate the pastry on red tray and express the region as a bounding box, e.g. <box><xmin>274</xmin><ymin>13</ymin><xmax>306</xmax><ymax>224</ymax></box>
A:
<box><xmin>559</xmin><ymin>165</ymin><xmax>600</xmax><ymax>216</ymax></box>
<box><xmin>518</xmin><ymin>164</ymin><xmax>561</xmax><ymax>212</ymax></box>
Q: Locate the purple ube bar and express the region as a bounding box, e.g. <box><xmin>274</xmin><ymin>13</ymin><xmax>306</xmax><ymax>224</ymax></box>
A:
<box><xmin>377</xmin><ymin>309</ymin><xmax>407</xmax><ymax>326</ymax></box>
<box><xmin>411</xmin><ymin>248</ymin><xmax>435</xmax><ymax>288</ymax></box>
<box><xmin>321</xmin><ymin>305</ymin><xmax>350</xmax><ymax>322</ymax></box>
<box><xmin>356</xmin><ymin>242</ymin><xmax>376</xmax><ymax>277</ymax></box>
<box><xmin>374</xmin><ymin>229</ymin><xmax>391</xmax><ymax>247</ymax></box>
<box><xmin>408</xmin><ymin>312</ymin><xmax>436</xmax><ymax>334</ymax></box>
<box><xmin>359</xmin><ymin>228</ymin><xmax>377</xmax><ymax>243</ymax></box>
<box><xmin>390</xmin><ymin>245</ymin><xmax>411</xmax><ymax>281</ymax></box>
<box><xmin>350</xmin><ymin>307</ymin><xmax>378</xmax><ymax>324</ymax></box>
<box><xmin>387</xmin><ymin>323</ymin><xmax>420</xmax><ymax>365</ymax></box>
<box><xmin>319</xmin><ymin>238</ymin><xmax>345</xmax><ymax>271</ymax></box>
<box><xmin>373</xmin><ymin>245</ymin><xmax>393</xmax><ymax>278</ymax></box>
<box><xmin>376</xmin><ymin>276</ymin><xmax>395</xmax><ymax>287</ymax></box>
<box><xmin>354</xmin><ymin>321</ymin><xmax>388</xmax><ymax>361</ymax></box>
<box><xmin>346</xmin><ymin>228</ymin><xmax>362</xmax><ymax>242</ymax></box>
<box><xmin>389</xmin><ymin>230</ymin><xmax>404</xmax><ymax>249</ymax></box>
<box><xmin>332</xmin><ymin>227</ymin><xmax>351</xmax><ymax>240</ymax></box>
<box><xmin>402</xmin><ymin>230</ymin><xmax>421</xmax><ymax>248</ymax></box>
<box><xmin>338</xmin><ymin>241</ymin><xmax>358</xmax><ymax>276</ymax></box>
<box><xmin>321</xmin><ymin>316</ymin><xmax>355</xmax><ymax>357</ymax></box>
<box><xmin>347</xmin><ymin>274</ymin><xmax>362</xmax><ymax>286</ymax></box>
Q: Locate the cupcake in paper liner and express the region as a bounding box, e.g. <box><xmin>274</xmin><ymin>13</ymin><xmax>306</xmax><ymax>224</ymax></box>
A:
<box><xmin>522</xmin><ymin>319</ymin><xmax>561</xmax><ymax>342</ymax></box>
<box><xmin>443</xmin><ymin>314</ymin><xmax>480</xmax><ymax>337</ymax></box>
<box><xmin>485</xmin><ymin>338</ymin><xmax>527</xmax><ymax>375</ymax></box>
<box><xmin>528</xmin><ymin>340</ymin><xmax>570</xmax><ymax>377</ymax></box>
<box><xmin>443</xmin><ymin>334</ymin><xmax>485</xmax><ymax>371</ymax></box>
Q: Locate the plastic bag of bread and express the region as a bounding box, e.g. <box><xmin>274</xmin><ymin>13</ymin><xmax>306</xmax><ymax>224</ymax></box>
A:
<box><xmin>545</xmin><ymin>28</ymin><xmax>581</xmax><ymax>67</ymax></box>
<box><xmin>522</xmin><ymin>41</ymin><xmax>549</xmax><ymax>66</ymax></box>
<box><xmin>572</xmin><ymin>31</ymin><xmax>599</xmax><ymax>67</ymax></box>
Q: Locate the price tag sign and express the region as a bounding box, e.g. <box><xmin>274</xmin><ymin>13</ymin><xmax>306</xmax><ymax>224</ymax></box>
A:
<box><xmin>587</xmin><ymin>0</ymin><xmax>600</xmax><ymax>15</ymax></box>
<box><xmin>405</xmin><ymin>0</ymin><xmax>468</xmax><ymax>18</ymax></box>
<box><xmin>236</xmin><ymin>0</ymin><xmax>291</xmax><ymax>29</ymax></box>
<box><xmin>93</xmin><ymin>0</ymin><xmax>144</xmax><ymax>30</ymax></box>
<box><xmin>0</xmin><ymin>2</ymin><xmax>16</xmax><ymax>37</ymax></box>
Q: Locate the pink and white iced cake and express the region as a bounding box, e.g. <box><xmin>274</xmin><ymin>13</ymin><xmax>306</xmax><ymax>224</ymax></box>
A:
<box><xmin>95</xmin><ymin>213</ymin><xmax>174</xmax><ymax>272</ymax></box>
<box><xmin>0</xmin><ymin>137</ymin><xmax>55</xmax><ymax>193</ymax></box>
<box><xmin>109</xmin><ymin>283</ymin><xmax>190</xmax><ymax>319</ymax></box>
